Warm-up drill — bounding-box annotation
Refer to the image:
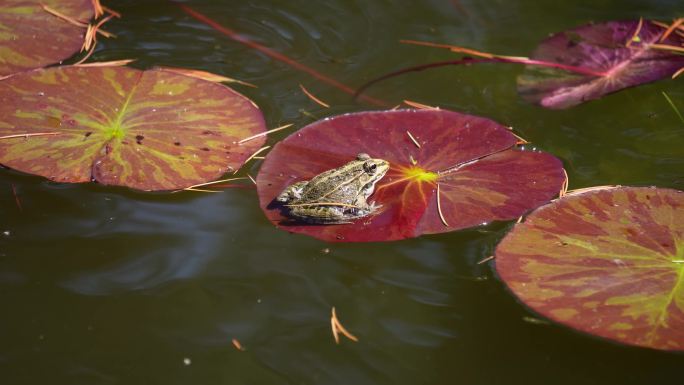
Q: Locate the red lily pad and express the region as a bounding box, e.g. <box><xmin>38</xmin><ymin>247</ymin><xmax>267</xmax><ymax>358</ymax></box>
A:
<box><xmin>256</xmin><ymin>109</ymin><xmax>565</xmax><ymax>242</ymax></box>
<box><xmin>517</xmin><ymin>20</ymin><xmax>684</xmax><ymax>109</ymax></box>
<box><xmin>0</xmin><ymin>0</ymin><xmax>93</xmax><ymax>77</ymax></box>
<box><xmin>0</xmin><ymin>65</ymin><xmax>266</xmax><ymax>191</ymax></box>
<box><xmin>495</xmin><ymin>187</ymin><xmax>684</xmax><ymax>351</ymax></box>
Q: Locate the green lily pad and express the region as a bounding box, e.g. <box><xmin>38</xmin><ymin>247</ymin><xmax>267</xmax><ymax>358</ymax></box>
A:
<box><xmin>0</xmin><ymin>0</ymin><xmax>93</xmax><ymax>76</ymax></box>
<box><xmin>0</xmin><ymin>65</ymin><xmax>266</xmax><ymax>191</ymax></box>
<box><xmin>495</xmin><ymin>187</ymin><xmax>684</xmax><ymax>351</ymax></box>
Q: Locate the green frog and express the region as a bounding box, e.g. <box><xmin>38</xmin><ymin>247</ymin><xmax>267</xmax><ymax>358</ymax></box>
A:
<box><xmin>276</xmin><ymin>153</ymin><xmax>390</xmax><ymax>224</ymax></box>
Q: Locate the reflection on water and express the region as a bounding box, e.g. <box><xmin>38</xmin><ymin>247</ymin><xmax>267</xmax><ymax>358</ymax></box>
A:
<box><xmin>1</xmin><ymin>0</ymin><xmax>683</xmax><ymax>384</ymax></box>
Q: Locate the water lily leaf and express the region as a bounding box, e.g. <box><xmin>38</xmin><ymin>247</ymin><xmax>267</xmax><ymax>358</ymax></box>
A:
<box><xmin>495</xmin><ymin>187</ymin><xmax>684</xmax><ymax>351</ymax></box>
<box><xmin>518</xmin><ymin>20</ymin><xmax>684</xmax><ymax>109</ymax></box>
<box><xmin>0</xmin><ymin>0</ymin><xmax>93</xmax><ymax>76</ymax></box>
<box><xmin>256</xmin><ymin>109</ymin><xmax>565</xmax><ymax>242</ymax></box>
<box><xmin>0</xmin><ymin>65</ymin><xmax>266</xmax><ymax>191</ymax></box>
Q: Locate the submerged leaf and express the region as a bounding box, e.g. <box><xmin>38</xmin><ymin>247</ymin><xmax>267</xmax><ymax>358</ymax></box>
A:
<box><xmin>0</xmin><ymin>0</ymin><xmax>94</xmax><ymax>76</ymax></box>
<box><xmin>257</xmin><ymin>109</ymin><xmax>565</xmax><ymax>242</ymax></box>
<box><xmin>0</xmin><ymin>65</ymin><xmax>266</xmax><ymax>190</ymax></box>
<box><xmin>518</xmin><ymin>20</ymin><xmax>684</xmax><ymax>109</ymax></box>
<box><xmin>496</xmin><ymin>187</ymin><xmax>684</xmax><ymax>351</ymax></box>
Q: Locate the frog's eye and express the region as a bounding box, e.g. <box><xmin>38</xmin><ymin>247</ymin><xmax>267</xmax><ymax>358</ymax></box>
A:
<box><xmin>363</xmin><ymin>161</ymin><xmax>378</xmax><ymax>173</ymax></box>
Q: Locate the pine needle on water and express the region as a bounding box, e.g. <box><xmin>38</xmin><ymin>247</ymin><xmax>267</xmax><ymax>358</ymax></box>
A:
<box><xmin>299</xmin><ymin>84</ymin><xmax>330</xmax><ymax>108</ymax></box>
<box><xmin>330</xmin><ymin>307</ymin><xmax>358</xmax><ymax>344</ymax></box>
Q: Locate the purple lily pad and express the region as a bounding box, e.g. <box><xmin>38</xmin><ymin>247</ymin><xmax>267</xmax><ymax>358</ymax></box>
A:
<box><xmin>518</xmin><ymin>20</ymin><xmax>684</xmax><ymax>109</ymax></box>
<box><xmin>257</xmin><ymin>109</ymin><xmax>565</xmax><ymax>242</ymax></box>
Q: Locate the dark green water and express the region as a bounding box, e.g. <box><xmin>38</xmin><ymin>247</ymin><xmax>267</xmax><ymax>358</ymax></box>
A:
<box><xmin>2</xmin><ymin>0</ymin><xmax>684</xmax><ymax>384</ymax></box>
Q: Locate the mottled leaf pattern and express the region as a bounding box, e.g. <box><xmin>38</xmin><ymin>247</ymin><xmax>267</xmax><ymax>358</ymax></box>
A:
<box><xmin>496</xmin><ymin>187</ymin><xmax>684</xmax><ymax>351</ymax></box>
<box><xmin>257</xmin><ymin>109</ymin><xmax>565</xmax><ymax>242</ymax></box>
<box><xmin>0</xmin><ymin>0</ymin><xmax>93</xmax><ymax>76</ymax></box>
<box><xmin>518</xmin><ymin>20</ymin><xmax>684</xmax><ymax>109</ymax></box>
<box><xmin>0</xmin><ymin>66</ymin><xmax>266</xmax><ymax>190</ymax></box>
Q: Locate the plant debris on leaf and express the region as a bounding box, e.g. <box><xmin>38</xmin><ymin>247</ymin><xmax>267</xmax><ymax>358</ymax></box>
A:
<box><xmin>0</xmin><ymin>65</ymin><xmax>266</xmax><ymax>191</ymax></box>
<box><xmin>257</xmin><ymin>109</ymin><xmax>565</xmax><ymax>242</ymax></box>
<box><xmin>0</xmin><ymin>0</ymin><xmax>94</xmax><ymax>77</ymax></box>
<box><xmin>496</xmin><ymin>187</ymin><xmax>684</xmax><ymax>351</ymax></box>
<box><xmin>518</xmin><ymin>20</ymin><xmax>684</xmax><ymax>109</ymax></box>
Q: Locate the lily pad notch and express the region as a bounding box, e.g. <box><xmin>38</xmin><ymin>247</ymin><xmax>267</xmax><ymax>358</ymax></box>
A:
<box><xmin>0</xmin><ymin>65</ymin><xmax>266</xmax><ymax>191</ymax></box>
<box><xmin>257</xmin><ymin>109</ymin><xmax>566</xmax><ymax>242</ymax></box>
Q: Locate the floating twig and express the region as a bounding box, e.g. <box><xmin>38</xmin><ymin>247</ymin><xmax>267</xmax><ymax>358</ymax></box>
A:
<box><xmin>400</xmin><ymin>39</ymin><xmax>608</xmax><ymax>77</ymax></box>
<box><xmin>74</xmin><ymin>59</ymin><xmax>135</xmax><ymax>67</ymax></box>
<box><xmin>403</xmin><ymin>100</ymin><xmax>438</xmax><ymax>110</ymax></box>
<box><xmin>185</xmin><ymin>177</ymin><xmax>248</xmax><ymax>190</ymax></box>
<box><xmin>157</xmin><ymin>66</ymin><xmax>257</xmax><ymax>87</ymax></box>
<box><xmin>60</xmin><ymin>7</ymin><xmax>116</xmax><ymax>65</ymax></box>
<box><xmin>182</xmin><ymin>187</ymin><xmax>221</xmax><ymax>192</ymax></box>
<box><xmin>626</xmin><ymin>17</ymin><xmax>644</xmax><ymax>47</ymax></box>
<box><xmin>660</xmin><ymin>18</ymin><xmax>684</xmax><ymax>41</ymax></box>
<box><xmin>184</xmin><ymin>188</ymin><xmax>222</xmax><ymax>193</ymax></box>
<box><xmin>673</xmin><ymin>67</ymin><xmax>684</xmax><ymax>79</ymax></box>
<box><xmin>238</xmin><ymin>124</ymin><xmax>293</xmax><ymax>145</ymax></box>
<box><xmin>406</xmin><ymin>130</ymin><xmax>421</xmax><ymax>148</ymax></box>
<box><xmin>516</xmin><ymin>215</ymin><xmax>524</xmax><ymax>224</ymax></box>
<box><xmin>91</xmin><ymin>0</ymin><xmax>105</xmax><ymax>18</ymax></box>
<box><xmin>649</xmin><ymin>43</ymin><xmax>684</xmax><ymax>53</ymax></box>
<box><xmin>42</xmin><ymin>5</ymin><xmax>88</xmax><ymax>27</ymax></box>
<box><xmin>102</xmin><ymin>6</ymin><xmax>121</xmax><ymax>18</ymax></box>
<box><xmin>0</xmin><ymin>132</ymin><xmax>59</xmax><ymax>140</ymax></box>
<box><xmin>477</xmin><ymin>255</ymin><xmax>495</xmax><ymax>264</ymax></box>
<box><xmin>231</xmin><ymin>338</ymin><xmax>245</xmax><ymax>351</ymax></box>
<box><xmin>11</xmin><ymin>184</ymin><xmax>22</xmax><ymax>212</ymax></box>
<box><xmin>299</xmin><ymin>84</ymin><xmax>330</xmax><ymax>108</ymax></box>
<box><xmin>75</xmin><ymin>44</ymin><xmax>95</xmax><ymax>65</ymax></box>
<box><xmin>299</xmin><ymin>109</ymin><xmax>318</xmax><ymax>120</ymax></box>
<box><xmin>247</xmin><ymin>174</ymin><xmax>257</xmax><ymax>185</ymax></box>
<box><xmin>81</xmin><ymin>13</ymin><xmax>115</xmax><ymax>52</ymax></box>
<box><xmin>559</xmin><ymin>168</ymin><xmax>569</xmax><ymax>197</ymax></box>
<box><xmin>237</xmin><ymin>146</ymin><xmax>271</xmax><ymax>172</ymax></box>
<box><xmin>662</xmin><ymin>92</ymin><xmax>684</xmax><ymax>124</ymax></box>
<box><xmin>401</xmin><ymin>39</ymin><xmax>497</xmax><ymax>58</ymax></box>
<box><xmin>508</xmin><ymin>128</ymin><xmax>529</xmax><ymax>144</ymax></box>
<box><xmin>331</xmin><ymin>307</ymin><xmax>358</xmax><ymax>344</ymax></box>
<box><xmin>564</xmin><ymin>185</ymin><xmax>621</xmax><ymax>196</ymax></box>
<box><xmin>409</xmin><ymin>155</ymin><xmax>418</xmax><ymax>165</ymax></box>
<box><xmin>330</xmin><ymin>312</ymin><xmax>340</xmax><ymax>344</ymax></box>
<box><xmin>522</xmin><ymin>316</ymin><xmax>551</xmax><ymax>325</ymax></box>
<box><xmin>436</xmin><ymin>183</ymin><xmax>449</xmax><ymax>227</ymax></box>
<box><xmin>652</xmin><ymin>20</ymin><xmax>684</xmax><ymax>38</ymax></box>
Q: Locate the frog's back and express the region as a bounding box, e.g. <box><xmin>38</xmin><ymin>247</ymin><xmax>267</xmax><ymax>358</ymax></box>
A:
<box><xmin>300</xmin><ymin>167</ymin><xmax>362</xmax><ymax>202</ymax></box>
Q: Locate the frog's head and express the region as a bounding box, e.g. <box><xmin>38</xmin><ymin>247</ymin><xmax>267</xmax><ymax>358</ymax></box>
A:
<box><xmin>356</xmin><ymin>153</ymin><xmax>389</xmax><ymax>189</ymax></box>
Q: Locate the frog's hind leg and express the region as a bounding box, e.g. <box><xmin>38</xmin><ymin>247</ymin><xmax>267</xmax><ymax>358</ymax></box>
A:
<box><xmin>276</xmin><ymin>181</ymin><xmax>308</xmax><ymax>202</ymax></box>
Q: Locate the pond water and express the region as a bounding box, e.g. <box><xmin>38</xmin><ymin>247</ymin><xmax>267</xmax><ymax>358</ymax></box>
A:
<box><xmin>1</xmin><ymin>0</ymin><xmax>683</xmax><ymax>384</ymax></box>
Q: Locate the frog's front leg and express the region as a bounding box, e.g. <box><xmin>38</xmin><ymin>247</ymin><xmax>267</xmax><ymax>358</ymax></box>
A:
<box><xmin>352</xmin><ymin>195</ymin><xmax>381</xmax><ymax>216</ymax></box>
<box><xmin>276</xmin><ymin>181</ymin><xmax>308</xmax><ymax>203</ymax></box>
